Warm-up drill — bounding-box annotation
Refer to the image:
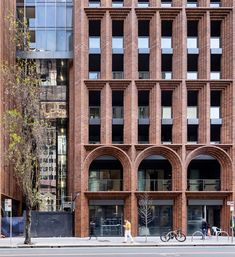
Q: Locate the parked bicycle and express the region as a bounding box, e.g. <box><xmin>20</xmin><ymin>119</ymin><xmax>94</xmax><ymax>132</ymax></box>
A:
<box><xmin>160</xmin><ymin>229</ymin><xmax>186</xmax><ymax>242</ymax></box>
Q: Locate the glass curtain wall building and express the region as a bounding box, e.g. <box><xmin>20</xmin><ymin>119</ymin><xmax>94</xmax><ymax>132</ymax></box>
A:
<box><xmin>16</xmin><ymin>0</ymin><xmax>73</xmax><ymax>211</ymax></box>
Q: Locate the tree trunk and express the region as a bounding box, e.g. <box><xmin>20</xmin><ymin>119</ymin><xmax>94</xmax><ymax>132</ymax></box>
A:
<box><xmin>145</xmin><ymin>216</ymin><xmax>148</xmax><ymax>242</ymax></box>
<box><xmin>24</xmin><ymin>199</ymin><xmax>32</xmax><ymax>245</ymax></box>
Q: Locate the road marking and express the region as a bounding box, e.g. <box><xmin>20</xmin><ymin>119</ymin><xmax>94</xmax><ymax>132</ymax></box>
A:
<box><xmin>1</xmin><ymin>252</ymin><xmax>235</xmax><ymax>257</ymax></box>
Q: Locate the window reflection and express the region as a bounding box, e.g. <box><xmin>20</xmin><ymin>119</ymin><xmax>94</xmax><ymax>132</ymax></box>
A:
<box><xmin>17</xmin><ymin>0</ymin><xmax>73</xmax><ymax>52</ymax></box>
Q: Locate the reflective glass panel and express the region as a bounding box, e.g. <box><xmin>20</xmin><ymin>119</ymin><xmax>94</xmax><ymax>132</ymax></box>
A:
<box><xmin>210</xmin><ymin>38</ymin><xmax>220</xmax><ymax>48</ymax></box>
<box><xmin>162</xmin><ymin>107</ymin><xmax>172</xmax><ymax>119</ymax></box>
<box><xmin>138</xmin><ymin>37</ymin><xmax>149</xmax><ymax>49</ymax></box>
<box><xmin>210</xmin><ymin>107</ymin><xmax>220</xmax><ymax>119</ymax></box>
<box><xmin>112</xmin><ymin>37</ymin><xmax>123</xmax><ymax>49</ymax></box>
<box><xmin>187</xmin><ymin>37</ymin><xmax>198</xmax><ymax>48</ymax></box>
<box><xmin>161</xmin><ymin>37</ymin><xmax>172</xmax><ymax>49</ymax></box>
<box><xmin>89</xmin><ymin>37</ymin><xmax>101</xmax><ymax>49</ymax></box>
<box><xmin>187</xmin><ymin>107</ymin><xmax>198</xmax><ymax>119</ymax></box>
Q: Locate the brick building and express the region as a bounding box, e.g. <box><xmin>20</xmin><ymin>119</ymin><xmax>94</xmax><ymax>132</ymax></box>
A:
<box><xmin>1</xmin><ymin>0</ymin><xmax>235</xmax><ymax>237</ymax></box>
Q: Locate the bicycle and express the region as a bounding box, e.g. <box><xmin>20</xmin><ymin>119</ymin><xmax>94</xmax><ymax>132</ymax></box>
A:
<box><xmin>160</xmin><ymin>229</ymin><xmax>186</xmax><ymax>242</ymax></box>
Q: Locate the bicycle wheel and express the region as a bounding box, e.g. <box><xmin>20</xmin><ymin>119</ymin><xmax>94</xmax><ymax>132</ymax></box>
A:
<box><xmin>160</xmin><ymin>232</ymin><xmax>170</xmax><ymax>242</ymax></box>
<box><xmin>176</xmin><ymin>232</ymin><xmax>186</xmax><ymax>242</ymax></box>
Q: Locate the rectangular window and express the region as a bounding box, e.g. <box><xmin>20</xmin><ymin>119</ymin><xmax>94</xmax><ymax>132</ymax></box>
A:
<box><xmin>210</xmin><ymin>1</ymin><xmax>220</xmax><ymax>7</ymax></box>
<box><xmin>112</xmin><ymin>37</ymin><xmax>123</xmax><ymax>49</ymax></box>
<box><xmin>187</xmin><ymin>1</ymin><xmax>198</xmax><ymax>7</ymax></box>
<box><xmin>187</xmin><ymin>107</ymin><xmax>198</xmax><ymax>119</ymax></box>
<box><xmin>187</xmin><ymin>37</ymin><xmax>198</xmax><ymax>49</ymax></box>
<box><xmin>210</xmin><ymin>107</ymin><xmax>220</xmax><ymax>119</ymax></box>
<box><xmin>89</xmin><ymin>1</ymin><xmax>100</xmax><ymax>7</ymax></box>
<box><xmin>138</xmin><ymin>37</ymin><xmax>149</xmax><ymax>49</ymax></box>
<box><xmin>112</xmin><ymin>0</ymin><xmax>123</xmax><ymax>7</ymax></box>
<box><xmin>138</xmin><ymin>1</ymin><xmax>149</xmax><ymax>7</ymax></box>
<box><xmin>162</xmin><ymin>107</ymin><xmax>172</xmax><ymax>119</ymax></box>
<box><xmin>89</xmin><ymin>37</ymin><xmax>101</xmax><ymax>49</ymax></box>
<box><xmin>161</xmin><ymin>1</ymin><xmax>172</xmax><ymax>7</ymax></box>
<box><xmin>210</xmin><ymin>38</ymin><xmax>221</xmax><ymax>49</ymax></box>
<box><xmin>161</xmin><ymin>37</ymin><xmax>172</xmax><ymax>49</ymax></box>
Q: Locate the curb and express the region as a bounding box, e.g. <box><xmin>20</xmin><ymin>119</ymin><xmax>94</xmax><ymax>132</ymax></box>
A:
<box><xmin>0</xmin><ymin>243</ymin><xmax>235</xmax><ymax>249</ymax></box>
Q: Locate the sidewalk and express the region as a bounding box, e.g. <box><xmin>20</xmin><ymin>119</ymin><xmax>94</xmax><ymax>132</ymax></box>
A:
<box><xmin>0</xmin><ymin>236</ymin><xmax>234</xmax><ymax>248</ymax></box>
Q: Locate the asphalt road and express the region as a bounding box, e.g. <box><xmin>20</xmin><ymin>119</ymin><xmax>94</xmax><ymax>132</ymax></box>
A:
<box><xmin>0</xmin><ymin>246</ymin><xmax>235</xmax><ymax>257</ymax></box>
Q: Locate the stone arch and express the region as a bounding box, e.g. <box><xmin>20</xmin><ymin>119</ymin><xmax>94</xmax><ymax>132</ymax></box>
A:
<box><xmin>83</xmin><ymin>146</ymin><xmax>132</xmax><ymax>191</ymax></box>
<box><xmin>135</xmin><ymin>146</ymin><xmax>183</xmax><ymax>191</ymax></box>
<box><xmin>185</xmin><ymin>146</ymin><xmax>233</xmax><ymax>191</ymax></box>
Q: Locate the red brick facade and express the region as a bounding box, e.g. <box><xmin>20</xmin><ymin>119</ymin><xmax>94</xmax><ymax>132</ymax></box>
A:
<box><xmin>72</xmin><ymin>0</ymin><xmax>235</xmax><ymax>237</ymax></box>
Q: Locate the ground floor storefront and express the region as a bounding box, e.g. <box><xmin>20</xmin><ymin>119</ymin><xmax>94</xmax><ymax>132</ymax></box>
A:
<box><xmin>75</xmin><ymin>196</ymin><xmax>231</xmax><ymax>237</ymax></box>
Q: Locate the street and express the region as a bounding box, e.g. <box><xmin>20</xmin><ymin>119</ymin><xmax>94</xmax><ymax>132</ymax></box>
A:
<box><xmin>0</xmin><ymin>246</ymin><xmax>235</xmax><ymax>257</ymax></box>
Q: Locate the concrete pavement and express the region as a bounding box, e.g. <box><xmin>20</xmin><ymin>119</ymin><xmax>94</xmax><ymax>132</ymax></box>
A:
<box><xmin>0</xmin><ymin>236</ymin><xmax>234</xmax><ymax>248</ymax></box>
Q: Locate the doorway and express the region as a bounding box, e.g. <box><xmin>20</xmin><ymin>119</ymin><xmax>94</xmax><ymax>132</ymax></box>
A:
<box><xmin>187</xmin><ymin>205</ymin><xmax>221</xmax><ymax>235</ymax></box>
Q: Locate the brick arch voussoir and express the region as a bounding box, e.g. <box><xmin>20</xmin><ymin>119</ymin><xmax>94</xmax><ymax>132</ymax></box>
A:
<box><xmin>83</xmin><ymin>146</ymin><xmax>132</xmax><ymax>173</ymax></box>
<box><xmin>135</xmin><ymin>146</ymin><xmax>182</xmax><ymax>172</ymax></box>
<box><xmin>185</xmin><ymin>146</ymin><xmax>233</xmax><ymax>191</ymax></box>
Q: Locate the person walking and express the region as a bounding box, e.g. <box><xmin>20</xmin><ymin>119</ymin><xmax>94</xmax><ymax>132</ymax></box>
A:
<box><xmin>201</xmin><ymin>219</ymin><xmax>208</xmax><ymax>240</ymax></box>
<box><xmin>123</xmin><ymin>219</ymin><xmax>134</xmax><ymax>243</ymax></box>
<box><xmin>89</xmin><ymin>219</ymin><xmax>97</xmax><ymax>240</ymax></box>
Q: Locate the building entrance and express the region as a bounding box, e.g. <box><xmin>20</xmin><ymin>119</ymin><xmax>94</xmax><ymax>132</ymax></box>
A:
<box><xmin>187</xmin><ymin>203</ymin><xmax>221</xmax><ymax>235</ymax></box>
<box><xmin>89</xmin><ymin>201</ymin><xmax>123</xmax><ymax>236</ymax></box>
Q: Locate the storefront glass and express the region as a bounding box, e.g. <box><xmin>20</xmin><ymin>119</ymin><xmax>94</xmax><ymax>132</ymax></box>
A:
<box><xmin>138</xmin><ymin>205</ymin><xmax>172</xmax><ymax>236</ymax></box>
<box><xmin>89</xmin><ymin>205</ymin><xmax>123</xmax><ymax>236</ymax></box>
<box><xmin>187</xmin><ymin>205</ymin><xmax>221</xmax><ymax>235</ymax></box>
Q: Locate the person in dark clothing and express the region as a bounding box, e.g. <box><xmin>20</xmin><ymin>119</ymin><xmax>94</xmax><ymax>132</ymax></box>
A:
<box><xmin>89</xmin><ymin>220</ymin><xmax>97</xmax><ymax>240</ymax></box>
<box><xmin>201</xmin><ymin>219</ymin><xmax>208</xmax><ymax>239</ymax></box>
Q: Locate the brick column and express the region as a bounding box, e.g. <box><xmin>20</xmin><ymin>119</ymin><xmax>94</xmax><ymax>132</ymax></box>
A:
<box><xmin>100</xmin><ymin>83</ymin><xmax>112</xmax><ymax>144</ymax></box>
<box><xmin>101</xmin><ymin>13</ymin><xmax>111</xmax><ymax>80</ymax></box>
<box><xmin>172</xmin><ymin>84</ymin><xmax>183</xmax><ymax>144</ymax></box>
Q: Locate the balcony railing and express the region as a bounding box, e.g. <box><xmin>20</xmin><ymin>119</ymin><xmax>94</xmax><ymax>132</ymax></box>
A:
<box><xmin>89</xmin><ymin>72</ymin><xmax>100</xmax><ymax>79</ymax></box>
<box><xmin>187</xmin><ymin>37</ymin><xmax>198</xmax><ymax>49</ymax></box>
<box><xmin>138</xmin><ymin>2</ymin><xmax>149</xmax><ymax>7</ymax></box>
<box><xmin>139</xmin><ymin>71</ymin><xmax>150</xmax><ymax>79</ymax></box>
<box><xmin>112</xmin><ymin>2</ymin><xmax>123</xmax><ymax>7</ymax></box>
<box><xmin>210</xmin><ymin>2</ymin><xmax>221</xmax><ymax>7</ymax></box>
<box><xmin>139</xmin><ymin>106</ymin><xmax>149</xmax><ymax>119</ymax></box>
<box><xmin>113</xmin><ymin>106</ymin><xmax>123</xmax><ymax>119</ymax></box>
<box><xmin>161</xmin><ymin>37</ymin><xmax>172</xmax><ymax>49</ymax></box>
<box><xmin>210</xmin><ymin>107</ymin><xmax>220</xmax><ymax>119</ymax></box>
<box><xmin>162</xmin><ymin>72</ymin><xmax>172</xmax><ymax>79</ymax></box>
<box><xmin>210</xmin><ymin>72</ymin><xmax>220</xmax><ymax>80</ymax></box>
<box><xmin>210</xmin><ymin>37</ymin><xmax>221</xmax><ymax>49</ymax></box>
<box><xmin>187</xmin><ymin>179</ymin><xmax>221</xmax><ymax>191</ymax></box>
<box><xmin>187</xmin><ymin>72</ymin><xmax>198</xmax><ymax>80</ymax></box>
<box><xmin>187</xmin><ymin>107</ymin><xmax>198</xmax><ymax>119</ymax></box>
<box><xmin>138</xmin><ymin>179</ymin><xmax>172</xmax><ymax>191</ymax></box>
<box><xmin>88</xmin><ymin>179</ymin><xmax>123</xmax><ymax>191</ymax></box>
<box><xmin>161</xmin><ymin>2</ymin><xmax>172</xmax><ymax>7</ymax></box>
<box><xmin>162</xmin><ymin>107</ymin><xmax>172</xmax><ymax>119</ymax></box>
<box><xmin>89</xmin><ymin>107</ymin><xmax>100</xmax><ymax>119</ymax></box>
<box><xmin>112</xmin><ymin>71</ymin><xmax>124</xmax><ymax>79</ymax></box>
<box><xmin>187</xmin><ymin>2</ymin><xmax>198</xmax><ymax>7</ymax></box>
<box><xmin>89</xmin><ymin>1</ymin><xmax>100</xmax><ymax>7</ymax></box>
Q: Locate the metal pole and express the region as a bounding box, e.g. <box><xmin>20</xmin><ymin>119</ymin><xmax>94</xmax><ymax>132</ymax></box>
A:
<box><xmin>10</xmin><ymin>211</ymin><xmax>12</xmax><ymax>246</ymax></box>
<box><xmin>232</xmin><ymin>209</ymin><xmax>234</xmax><ymax>243</ymax></box>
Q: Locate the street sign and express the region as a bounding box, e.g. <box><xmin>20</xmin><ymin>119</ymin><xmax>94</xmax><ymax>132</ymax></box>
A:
<box><xmin>4</xmin><ymin>199</ymin><xmax>12</xmax><ymax>212</ymax></box>
<box><xmin>227</xmin><ymin>201</ymin><xmax>234</xmax><ymax>206</ymax></box>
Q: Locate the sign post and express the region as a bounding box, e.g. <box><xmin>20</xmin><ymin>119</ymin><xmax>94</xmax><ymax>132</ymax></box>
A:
<box><xmin>4</xmin><ymin>199</ymin><xmax>12</xmax><ymax>245</ymax></box>
<box><xmin>227</xmin><ymin>201</ymin><xmax>234</xmax><ymax>243</ymax></box>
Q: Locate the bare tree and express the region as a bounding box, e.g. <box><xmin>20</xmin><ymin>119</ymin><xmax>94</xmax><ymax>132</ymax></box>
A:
<box><xmin>138</xmin><ymin>193</ymin><xmax>154</xmax><ymax>242</ymax></box>
<box><xmin>1</xmin><ymin>14</ymin><xmax>48</xmax><ymax>244</ymax></box>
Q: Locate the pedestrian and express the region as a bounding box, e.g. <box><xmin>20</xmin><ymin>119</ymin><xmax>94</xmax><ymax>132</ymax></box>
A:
<box><xmin>123</xmin><ymin>219</ymin><xmax>134</xmax><ymax>243</ymax></box>
<box><xmin>201</xmin><ymin>219</ymin><xmax>208</xmax><ymax>240</ymax></box>
<box><xmin>89</xmin><ymin>219</ymin><xmax>97</xmax><ymax>240</ymax></box>
<box><xmin>207</xmin><ymin>223</ymin><xmax>211</xmax><ymax>237</ymax></box>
